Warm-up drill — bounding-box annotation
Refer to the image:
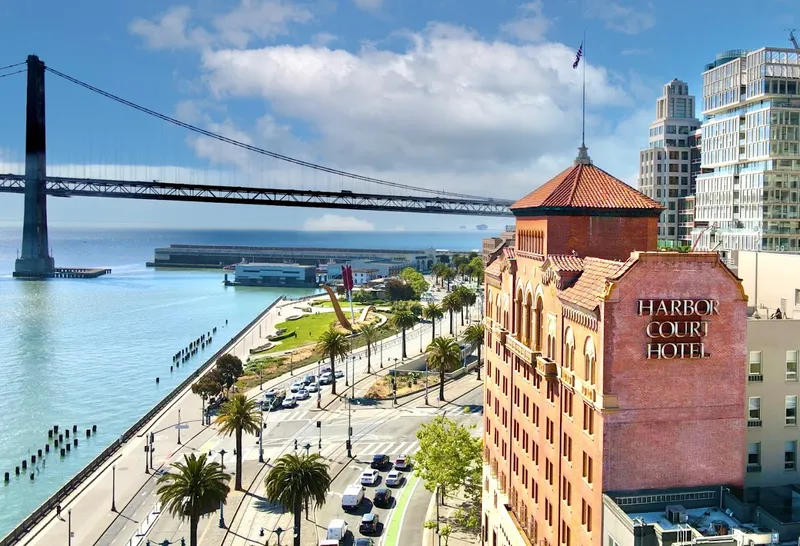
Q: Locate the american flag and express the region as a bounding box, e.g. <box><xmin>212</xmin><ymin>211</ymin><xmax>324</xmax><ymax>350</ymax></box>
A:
<box><xmin>573</xmin><ymin>42</ymin><xmax>583</xmax><ymax>69</ymax></box>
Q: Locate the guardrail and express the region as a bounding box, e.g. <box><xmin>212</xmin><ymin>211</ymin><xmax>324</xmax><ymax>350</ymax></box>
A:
<box><xmin>0</xmin><ymin>296</ymin><xmax>286</xmax><ymax>546</ymax></box>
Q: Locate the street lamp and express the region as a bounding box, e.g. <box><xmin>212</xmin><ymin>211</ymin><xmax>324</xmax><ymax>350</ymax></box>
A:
<box><xmin>149</xmin><ymin>432</ymin><xmax>155</xmax><ymax>469</ymax></box>
<box><xmin>304</xmin><ymin>443</ymin><xmax>311</xmax><ymax>456</ymax></box>
<box><xmin>67</xmin><ymin>509</ymin><xmax>72</xmax><ymax>546</ymax></box>
<box><xmin>259</xmin><ymin>406</ymin><xmax>265</xmax><ymax>463</ymax></box>
<box><xmin>177</xmin><ymin>409</ymin><xmax>182</xmax><ymax>445</ymax></box>
<box><xmin>380</xmin><ymin>337</ymin><xmax>383</xmax><ymax>368</ymax></box>
<box><xmin>111</xmin><ymin>465</ymin><xmax>117</xmax><ymax>512</ymax></box>
<box><xmin>424</xmin><ymin>358</ymin><xmax>430</xmax><ymax>406</ymax></box>
<box><xmin>272</xmin><ymin>527</ymin><xmax>285</xmax><ymax>546</ymax></box>
<box><xmin>392</xmin><ymin>358</ymin><xmax>399</xmax><ymax>405</ymax></box>
<box><xmin>219</xmin><ymin>449</ymin><xmax>227</xmax><ymax>471</ymax></box>
<box><xmin>218</xmin><ymin>499</ymin><xmax>225</xmax><ymax>528</ymax></box>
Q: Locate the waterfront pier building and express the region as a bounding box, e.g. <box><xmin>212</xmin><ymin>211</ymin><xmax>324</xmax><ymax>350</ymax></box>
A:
<box><xmin>481</xmin><ymin>147</ymin><xmax>748</xmax><ymax>545</ymax></box>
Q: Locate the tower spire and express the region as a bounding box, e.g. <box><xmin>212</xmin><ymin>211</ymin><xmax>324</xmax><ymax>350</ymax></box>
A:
<box><xmin>575</xmin><ymin>30</ymin><xmax>592</xmax><ymax>165</ymax></box>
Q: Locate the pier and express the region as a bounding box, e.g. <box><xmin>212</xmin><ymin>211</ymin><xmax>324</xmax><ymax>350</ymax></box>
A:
<box><xmin>12</xmin><ymin>267</ymin><xmax>111</xmax><ymax>279</ymax></box>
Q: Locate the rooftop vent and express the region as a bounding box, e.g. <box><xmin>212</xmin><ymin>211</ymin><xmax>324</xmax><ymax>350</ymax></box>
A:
<box><xmin>666</xmin><ymin>505</ymin><xmax>689</xmax><ymax>524</ymax></box>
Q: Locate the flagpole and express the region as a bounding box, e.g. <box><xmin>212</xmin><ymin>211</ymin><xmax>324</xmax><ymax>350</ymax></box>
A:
<box><xmin>581</xmin><ymin>30</ymin><xmax>586</xmax><ymax>148</ymax></box>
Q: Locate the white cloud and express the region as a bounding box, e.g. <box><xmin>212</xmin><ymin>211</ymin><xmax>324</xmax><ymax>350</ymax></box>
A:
<box><xmin>303</xmin><ymin>214</ymin><xmax>376</xmax><ymax>231</ymax></box>
<box><xmin>199</xmin><ymin>22</ymin><xmax>635</xmax><ymax>191</ymax></box>
<box><xmin>583</xmin><ymin>0</ymin><xmax>655</xmax><ymax>34</ymax></box>
<box><xmin>501</xmin><ymin>1</ymin><xmax>552</xmax><ymax>43</ymax></box>
<box><xmin>129</xmin><ymin>6</ymin><xmax>213</xmax><ymax>51</ymax></box>
<box><xmin>311</xmin><ymin>32</ymin><xmax>338</xmax><ymax>47</ymax></box>
<box><xmin>353</xmin><ymin>0</ymin><xmax>383</xmax><ymax>12</ymax></box>
<box><xmin>130</xmin><ymin>1</ymin><xmax>313</xmax><ymax>51</ymax></box>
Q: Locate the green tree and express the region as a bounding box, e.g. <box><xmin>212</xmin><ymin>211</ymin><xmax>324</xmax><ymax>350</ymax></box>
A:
<box><xmin>315</xmin><ymin>327</ymin><xmax>349</xmax><ymax>395</ymax></box>
<box><xmin>386</xmin><ymin>278</ymin><xmax>415</xmax><ymax>301</ymax></box>
<box><xmin>358</xmin><ymin>323</ymin><xmax>379</xmax><ymax>374</ymax></box>
<box><xmin>467</xmin><ymin>256</ymin><xmax>484</xmax><ymax>282</ymax></box>
<box><xmin>411</xmin><ymin>415</ymin><xmax>482</xmax><ymax>530</ymax></box>
<box><xmin>458</xmin><ymin>287</ymin><xmax>477</xmax><ymax>323</ymax></box>
<box><xmin>432</xmin><ymin>263</ymin><xmax>447</xmax><ymax>287</ymax></box>
<box><xmin>426</xmin><ymin>336</ymin><xmax>461</xmax><ymax>402</ymax></box>
<box><xmin>423</xmin><ymin>303</ymin><xmax>444</xmax><ymax>344</ymax></box>
<box><xmin>462</xmin><ymin>324</ymin><xmax>485</xmax><ymax>381</ymax></box>
<box><xmin>441</xmin><ymin>293</ymin><xmax>461</xmax><ymax>336</ymax></box>
<box><xmin>410</xmin><ymin>301</ymin><xmax>424</xmax><ymax>317</ymax></box>
<box><xmin>391</xmin><ymin>309</ymin><xmax>418</xmax><ymax>359</ymax></box>
<box><xmin>192</xmin><ymin>374</ymin><xmax>222</xmax><ymax>400</ymax></box>
<box><xmin>216</xmin><ymin>394</ymin><xmax>260</xmax><ymax>490</ymax></box>
<box><xmin>156</xmin><ymin>453</ymin><xmax>230</xmax><ymax>546</ymax></box>
<box><xmin>216</xmin><ymin>354</ymin><xmax>244</xmax><ymax>393</ymax></box>
<box><xmin>400</xmin><ymin>267</ymin><xmax>430</xmax><ymax>299</ymax></box>
<box><xmin>264</xmin><ymin>453</ymin><xmax>332</xmax><ymax>546</ymax></box>
<box><xmin>442</xmin><ymin>267</ymin><xmax>456</xmax><ymax>291</ymax></box>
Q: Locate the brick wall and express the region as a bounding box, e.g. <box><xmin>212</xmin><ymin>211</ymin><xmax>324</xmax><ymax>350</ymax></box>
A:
<box><xmin>601</xmin><ymin>253</ymin><xmax>747</xmax><ymax>490</ymax></box>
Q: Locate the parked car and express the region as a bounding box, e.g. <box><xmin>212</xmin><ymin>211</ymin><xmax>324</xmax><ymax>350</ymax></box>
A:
<box><xmin>360</xmin><ymin>469</ymin><xmax>380</xmax><ymax>485</ymax></box>
<box><xmin>385</xmin><ymin>470</ymin><xmax>403</xmax><ymax>487</ymax></box>
<box><xmin>281</xmin><ymin>395</ymin><xmax>297</xmax><ymax>408</ymax></box>
<box><xmin>359</xmin><ymin>513</ymin><xmax>380</xmax><ymax>535</ymax></box>
<box><xmin>326</xmin><ymin>519</ymin><xmax>348</xmax><ymax>544</ymax></box>
<box><xmin>371</xmin><ymin>454</ymin><xmax>390</xmax><ymax>469</ymax></box>
<box><xmin>341</xmin><ymin>484</ymin><xmax>365</xmax><ymax>511</ymax></box>
<box><xmin>393</xmin><ymin>455</ymin><xmax>410</xmax><ymax>470</ymax></box>
<box><xmin>373</xmin><ymin>487</ymin><xmax>393</xmax><ymax>507</ymax></box>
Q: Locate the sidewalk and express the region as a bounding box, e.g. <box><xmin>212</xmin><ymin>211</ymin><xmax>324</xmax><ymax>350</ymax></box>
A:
<box><xmin>422</xmin><ymin>490</ymin><xmax>481</xmax><ymax>546</ymax></box>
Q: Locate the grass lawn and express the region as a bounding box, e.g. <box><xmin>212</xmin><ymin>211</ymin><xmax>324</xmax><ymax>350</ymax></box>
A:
<box><xmin>365</xmin><ymin>373</ymin><xmax>440</xmax><ymax>399</ymax></box>
<box><xmin>312</xmin><ymin>300</ymin><xmax>367</xmax><ymax>310</ymax></box>
<box><xmin>263</xmin><ymin>312</ymin><xmax>344</xmax><ymax>353</ymax></box>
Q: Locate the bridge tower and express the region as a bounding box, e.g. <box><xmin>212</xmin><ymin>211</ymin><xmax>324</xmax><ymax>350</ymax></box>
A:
<box><xmin>14</xmin><ymin>55</ymin><xmax>55</xmax><ymax>277</ymax></box>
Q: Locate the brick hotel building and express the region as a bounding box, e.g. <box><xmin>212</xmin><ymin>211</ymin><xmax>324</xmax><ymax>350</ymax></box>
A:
<box><xmin>481</xmin><ymin>148</ymin><xmax>748</xmax><ymax>546</ymax></box>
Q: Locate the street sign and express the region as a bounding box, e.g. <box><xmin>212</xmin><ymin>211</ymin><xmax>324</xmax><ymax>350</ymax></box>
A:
<box><xmin>174</xmin><ymin>423</ymin><xmax>190</xmax><ymax>429</ymax></box>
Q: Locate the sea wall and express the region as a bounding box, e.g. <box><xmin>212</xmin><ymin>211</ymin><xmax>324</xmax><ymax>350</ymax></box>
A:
<box><xmin>0</xmin><ymin>296</ymin><xmax>286</xmax><ymax>546</ymax></box>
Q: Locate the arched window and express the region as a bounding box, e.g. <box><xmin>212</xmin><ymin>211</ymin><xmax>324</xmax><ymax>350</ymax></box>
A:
<box><xmin>524</xmin><ymin>292</ymin><xmax>533</xmax><ymax>346</ymax></box>
<box><xmin>564</xmin><ymin>327</ymin><xmax>575</xmax><ymax>371</ymax></box>
<box><xmin>584</xmin><ymin>337</ymin><xmax>596</xmax><ymax>385</ymax></box>
<box><xmin>547</xmin><ymin>316</ymin><xmax>557</xmax><ymax>359</ymax></box>
<box><xmin>534</xmin><ymin>297</ymin><xmax>544</xmax><ymax>351</ymax></box>
<box><xmin>515</xmin><ymin>288</ymin><xmax>523</xmax><ymax>335</ymax></box>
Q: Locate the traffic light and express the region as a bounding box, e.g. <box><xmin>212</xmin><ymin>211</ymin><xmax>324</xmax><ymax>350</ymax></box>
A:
<box><xmin>346</xmin><ymin>440</ymin><xmax>351</xmax><ymax>451</ymax></box>
<box><xmin>294</xmin><ymin>439</ymin><xmax>298</xmax><ymax>451</ymax></box>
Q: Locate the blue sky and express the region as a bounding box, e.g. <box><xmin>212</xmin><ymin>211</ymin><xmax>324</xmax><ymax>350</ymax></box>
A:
<box><xmin>0</xmin><ymin>0</ymin><xmax>796</xmax><ymax>231</ymax></box>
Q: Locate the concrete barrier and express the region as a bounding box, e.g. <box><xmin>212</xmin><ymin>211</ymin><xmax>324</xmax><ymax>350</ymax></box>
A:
<box><xmin>0</xmin><ymin>296</ymin><xmax>285</xmax><ymax>546</ymax></box>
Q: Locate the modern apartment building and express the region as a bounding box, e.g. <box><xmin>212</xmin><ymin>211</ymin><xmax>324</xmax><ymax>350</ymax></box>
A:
<box><xmin>692</xmin><ymin>47</ymin><xmax>800</xmax><ymax>258</ymax></box>
<box><xmin>481</xmin><ymin>147</ymin><xmax>749</xmax><ymax>546</ymax></box>
<box><xmin>637</xmin><ymin>79</ymin><xmax>700</xmax><ymax>247</ymax></box>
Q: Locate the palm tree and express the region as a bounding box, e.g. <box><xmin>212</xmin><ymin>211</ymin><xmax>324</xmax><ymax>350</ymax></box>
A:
<box><xmin>426</xmin><ymin>337</ymin><xmax>462</xmax><ymax>402</ymax></box>
<box><xmin>441</xmin><ymin>293</ymin><xmax>460</xmax><ymax>336</ymax></box>
<box><xmin>460</xmin><ymin>288</ymin><xmax>477</xmax><ymax>323</ymax></box>
<box><xmin>432</xmin><ymin>263</ymin><xmax>447</xmax><ymax>287</ymax></box>
<box><xmin>156</xmin><ymin>453</ymin><xmax>230</xmax><ymax>546</ymax></box>
<box><xmin>264</xmin><ymin>453</ymin><xmax>332</xmax><ymax>546</ymax></box>
<box><xmin>462</xmin><ymin>323</ymin><xmax>485</xmax><ymax>380</ymax></box>
<box><xmin>442</xmin><ymin>267</ymin><xmax>456</xmax><ymax>291</ymax></box>
<box><xmin>391</xmin><ymin>309</ymin><xmax>418</xmax><ymax>359</ymax></box>
<box><xmin>216</xmin><ymin>393</ymin><xmax>260</xmax><ymax>490</ymax></box>
<box><xmin>423</xmin><ymin>302</ymin><xmax>444</xmax><ymax>344</ymax></box>
<box><xmin>359</xmin><ymin>323</ymin><xmax>379</xmax><ymax>374</ymax></box>
<box><xmin>315</xmin><ymin>326</ymin><xmax>350</xmax><ymax>395</ymax></box>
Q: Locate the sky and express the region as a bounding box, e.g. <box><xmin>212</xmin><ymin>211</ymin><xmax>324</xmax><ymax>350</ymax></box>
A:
<box><xmin>0</xmin><ymin>0</ymin><xmax>796</xmax><ymax>231</ymax></box>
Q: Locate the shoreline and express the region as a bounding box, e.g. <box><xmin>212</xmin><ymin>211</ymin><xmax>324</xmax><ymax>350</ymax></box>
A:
<box><xmin>0</xmin><ymin>293</ymin><xmax>297</xmax><ymax>546</ymax></box>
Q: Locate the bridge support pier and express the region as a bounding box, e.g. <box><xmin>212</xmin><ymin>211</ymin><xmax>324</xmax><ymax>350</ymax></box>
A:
<box><xmin>14</xmin><ymin>55</ymin><xmax>55</xmax><ymax>278</ymax></box>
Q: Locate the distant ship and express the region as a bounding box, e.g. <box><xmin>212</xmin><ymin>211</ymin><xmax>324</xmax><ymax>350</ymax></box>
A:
<box><xmin>476</xmin><ymin>224</ymin><xmax>488</xmax><ymax>231</ymax></box>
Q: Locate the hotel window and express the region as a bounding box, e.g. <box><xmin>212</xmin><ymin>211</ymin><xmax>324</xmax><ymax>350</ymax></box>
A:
<box><xmin>786</xmin><ymin>441</ymin><xmax>797</xmax><ymax>471</ymax></box>
<box><xmin>546</xmin><ymin>418</ymin><xmax>554</xmax><ymax>444</ymax></box>
<box><xmin>560</xmin><ymin>520</ymin><xmax>571</xmax><ymax>545</ymax></box>
<box><xmin>563</xmin><ymin>390</ymin><xmax>573</xmax><ymax>418</ymax></box>
<box><xmin>584</xmin><ymin>338</ymin><xmax>596</xmax><ymax>385</ymax></box>
<box><xmin>564</xmin><ymin>328</ymin><xmax>575</xmax><ymax>371</ymax></box>
<box><xmin>582</xmin><ymin>452</ymin><xmax>594</xmax><ymax>484</ymax></box>
<box><xmin>562</xmin><ymin>432</ymin><xmax>572</xmax><ymax>462</ymax></box>
<box><xmin>545</xmin><ymin>458</ymin><xmax>554</xmax><ymax>485</ymax></box>
<box><xmin>583</xmin><ymin>403</ymin><xmax>594</xmax><ymax>435</ymax></box>
<box><xmin>795</xmin><ymin>289</ymin><xmax>800</xmax><ymax>306</ymax></box>
<box><xmin>788</xmin><ymin>351</ymin><xmax>798</xmax><ymax>381</ymax></box>
<box><xmin>581</xmin><ymin>499</ymin><xmax>593</xmax><ymax>532</ymax></box>
<box><xmin>787</xmin><ymin>396</ymin><xmax>797</xmax><ymax>426</ymax></box>
<box><xmin>749</xmin><ymin>351</ymin><xmax>762</xmax><ymax>375</ymax></box>
<box><xmin>749</xmin><ymin>397</ymin><xmax>762</xmax><ymax>421</ymax></box>
<box><xmin>561</xmin><ymin>477</ymin><xmax>572</xmax><ymax>505</ymax></box>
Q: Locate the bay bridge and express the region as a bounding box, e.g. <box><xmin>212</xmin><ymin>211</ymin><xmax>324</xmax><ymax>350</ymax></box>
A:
<box><xmin>0</xmin><ymin>55</ymin><xmax>513</xmax><ymax>278</ymax></box>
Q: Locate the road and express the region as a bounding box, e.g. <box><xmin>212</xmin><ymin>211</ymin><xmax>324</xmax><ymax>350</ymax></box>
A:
<box><xmin>95</xmin><ymin>281</ymin><xmax>483</xmax><ymax>546</ymax></box>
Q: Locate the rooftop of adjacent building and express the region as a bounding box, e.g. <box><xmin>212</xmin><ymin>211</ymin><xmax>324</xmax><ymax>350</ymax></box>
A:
<box><xmin>237</xmin><ymin>262</ymin><xmax>313</xmax><ymax>268</ymax></box>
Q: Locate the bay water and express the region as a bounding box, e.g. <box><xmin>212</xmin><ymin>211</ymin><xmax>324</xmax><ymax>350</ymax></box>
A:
<box><xmin>0</xmin><ymin>226</ymin><xmax>482</xmax><ymax>536</ymax></box>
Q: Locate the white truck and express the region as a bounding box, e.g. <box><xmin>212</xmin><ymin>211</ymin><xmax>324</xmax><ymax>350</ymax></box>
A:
<box><xmin>324</xmin><ymin>519</ymin><xmax>348</xmax><ymax>544</ymax></box>
<box><xmin>341</xmin><ymin>483</ymin><xmax>365</xmax><ymax>511</ymax></box>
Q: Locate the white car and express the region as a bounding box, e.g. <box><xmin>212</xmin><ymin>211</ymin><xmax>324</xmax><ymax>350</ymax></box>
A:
<box><xmin>360</xmin><ymin>469</ymin><xmax>380</xmax><ymax>486</ymax></box>
<box><xmin>281</xmin><ymin>395</ymin><xmax>297</xmax><ymax>408</ymax></box>
<box><xmin>290</xmin><ymin>382</ymin><xmax>304</xmax><ymax>393</ymax></box>
<box><xmin>296</xmin><ymin>389</ymin><xmax>310</xmax><ymax>400</ymax></box>
<box><xmin>307</xmin><ymin>382</ymin><xmax>319</xmax><ymax>393</ymax></box>
<box><xmin>385</xmin><ymin>470</ymin><xmax>403</xmax><ymax>487</ymax></box>
<box><xmin>334</xmin><ymin>370</ymin><xmax>345</xmax><ymax>379</ymax></box>
<box><xmin>319</xmin><ymin>373</ymin><xmax>333</xmax><ymax>385</ymax></box>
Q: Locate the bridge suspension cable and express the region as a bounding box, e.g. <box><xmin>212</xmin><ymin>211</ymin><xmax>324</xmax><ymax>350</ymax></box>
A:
<box><xmin>44</xmin><ymin>65</ymin><xmax>506</xmax><ymax>202</ymax></box>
